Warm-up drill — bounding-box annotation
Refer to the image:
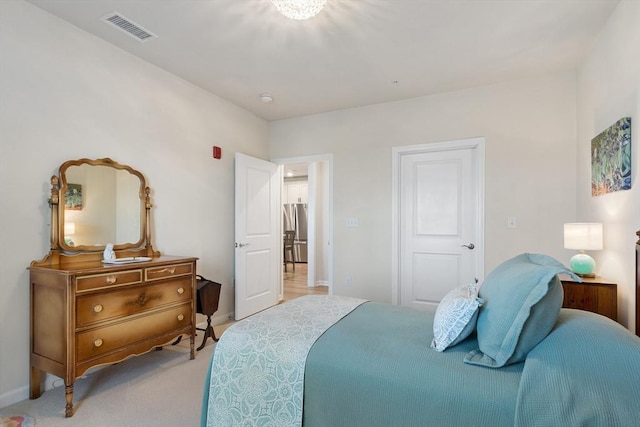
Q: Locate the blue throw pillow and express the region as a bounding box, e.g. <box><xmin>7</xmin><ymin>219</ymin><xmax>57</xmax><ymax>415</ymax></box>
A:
<box><xmin>431</xmin><ymin>283</ymin><xmax>484</xmax><ymax>352</ymax></box>
<box><xmin>464</xmin><ymin>253</ymin><xmax>579</xmax><ymax>368</ymax></box>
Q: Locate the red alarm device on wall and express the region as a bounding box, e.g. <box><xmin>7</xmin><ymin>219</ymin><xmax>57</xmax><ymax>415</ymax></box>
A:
<box><xmin>213</xmin><ymin>146</ymin><xmax>222</xmax><ymax>159</ymax></box>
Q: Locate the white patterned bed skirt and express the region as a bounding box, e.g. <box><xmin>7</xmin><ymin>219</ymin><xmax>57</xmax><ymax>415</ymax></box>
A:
<box><xmin>204</xmin><ymin>295</ymin><xmax>367</xmax><ymax>427</ymax></box>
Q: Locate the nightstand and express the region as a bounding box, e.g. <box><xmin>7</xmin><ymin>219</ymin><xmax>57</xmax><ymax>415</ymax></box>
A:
<box><xmin>560</xmin><ymin>275</ymin><xmax>617</xmax><ymax>322</ymax></box>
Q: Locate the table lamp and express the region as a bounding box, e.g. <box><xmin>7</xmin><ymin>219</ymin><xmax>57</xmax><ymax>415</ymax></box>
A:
<box><xmin>563</xmin><ymin>223</ymin><xmax>603</xmax><ymax>278</ymax></box>
<box><xmin>64</xmin><ymin>221</ymin><xmax>76</xmax><ymax>246</ymax></box>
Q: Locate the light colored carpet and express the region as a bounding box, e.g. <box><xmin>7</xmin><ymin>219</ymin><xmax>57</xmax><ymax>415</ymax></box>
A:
<box><xmin>0</xmin><ymin>325</ymin><xmax>233</xmax><ymax>427</ymax></box>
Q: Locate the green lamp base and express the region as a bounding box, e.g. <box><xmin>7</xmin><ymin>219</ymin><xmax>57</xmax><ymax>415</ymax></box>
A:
<box><xmin>569</xmin><ymin>253</ymin><xmax>596</xmax><ymax>278</ymax></box>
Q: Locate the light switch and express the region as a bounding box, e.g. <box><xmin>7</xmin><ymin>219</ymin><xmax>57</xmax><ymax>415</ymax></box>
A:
<box><xmin>346</xmin><ymin>218</ymin><xmax>359</xmax><ymax>227</ymax></box>
<box><xmin>507</xmin><ymin>217</ymin><xmax>517</xmax><ymax>229</ymax></box>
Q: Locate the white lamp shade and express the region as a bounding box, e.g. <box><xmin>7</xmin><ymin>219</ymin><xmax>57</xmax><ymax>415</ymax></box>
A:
<box><xmin>563</xmin><ymin>223</ymin><xmax>603</xmax><ymax>250</ymax></box>
<box><xmin>64</xmin><ymin>222</ymin><xmax>76</xmax><ymax>235</ymax></box>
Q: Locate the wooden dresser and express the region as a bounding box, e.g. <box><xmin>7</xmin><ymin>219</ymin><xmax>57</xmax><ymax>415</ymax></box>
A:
<box><xmin>30</xmin><ymin>157</ymin><xmax>198</xmax><ymax>417</ymax></box>
<box><xmin>560</xmin><ymin>276</ymin><xmax>617</xmax><ymax>322</ymax></box>
<box><xmin>29</xmin><ymin>255</ymin><xmax>197</xmax><ymax>417</ymax></box>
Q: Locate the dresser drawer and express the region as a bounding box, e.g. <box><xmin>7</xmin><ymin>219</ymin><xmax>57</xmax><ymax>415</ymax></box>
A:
<box><xmin>76</xmin><ymin>303</ymin><xmax>192</xmax><ymax>362</ymax></box>
<box><xmin>145</xmin><ymin>263</ymin><xmax>193</xmax><ymax>282</ymax></box>
<box><xmin>76</xmin><ymin>270</ymin><xmax>142</xmax><ymax>292</ymax></box>
<box><xmin>76</xmin><ymin>277</ymin><xmax>193</xmax><ymax>327</ymax></box>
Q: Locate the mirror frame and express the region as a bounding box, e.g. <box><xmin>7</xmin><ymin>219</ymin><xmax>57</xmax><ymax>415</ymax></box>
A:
<box><xmin>50</xmin><ymin>158</ymin><xmax>154</xmax><ymax>255</ymax></box>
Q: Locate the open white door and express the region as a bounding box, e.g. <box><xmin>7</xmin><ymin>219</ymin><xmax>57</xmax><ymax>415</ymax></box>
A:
<box><xmin>235</xmin><ymin>153</ymin><xmax>281</xmax><ymax>320</ymax></box>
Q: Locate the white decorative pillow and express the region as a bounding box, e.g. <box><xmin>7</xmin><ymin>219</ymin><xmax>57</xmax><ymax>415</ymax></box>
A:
<box><xmin>431</xmin><ymin>283</ymin><xmax>484</xmax><ymax>352</ymax></box>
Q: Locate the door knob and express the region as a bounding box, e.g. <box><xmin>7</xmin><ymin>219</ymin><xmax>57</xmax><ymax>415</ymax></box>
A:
<box><xmin>461</xmin><ymin>243</ymin><xmax>475</xmax><ymax>250</ymax></box>
<box><xmin>235</xmin><ymin>242</ymin><xmax>250</xmax><ymax>248</ymax></box>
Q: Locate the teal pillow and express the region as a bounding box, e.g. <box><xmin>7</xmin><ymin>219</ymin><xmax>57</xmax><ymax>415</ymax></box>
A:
<box><xmin>464</xmin><ymin>253</ymin><xmax>579</xmax><ymax>368</ymax></box>
<box><xmin>430</xmin><ymin>283</ymin><xmax>484</xmax><ymax>352</ymax></box>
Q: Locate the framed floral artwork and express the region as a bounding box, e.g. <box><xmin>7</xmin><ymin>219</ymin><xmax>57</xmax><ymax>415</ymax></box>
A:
<box><xmin>591</xmin><ymin>117</ymin><xmax>631</xmax><ymax>196</ymax></box>
<box><xmin>65</xmin><ymin>183</ymin><xmax>83</xmax><ymax>210</ymax></box>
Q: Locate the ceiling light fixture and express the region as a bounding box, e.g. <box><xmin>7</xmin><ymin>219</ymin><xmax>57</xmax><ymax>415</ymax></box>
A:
<box><xmin>271</xmin><ymin>0</ymin><xmax>327</xmax><ymax>20</ymax></box>
<box><xmin>260</xmin><ymin>93</ymin><xmax>274</xmax><ymax>103</ymax></box>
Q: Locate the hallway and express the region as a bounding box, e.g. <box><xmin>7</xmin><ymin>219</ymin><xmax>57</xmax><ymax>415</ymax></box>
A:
<box><xmin>283</xmin><ymin>263</ymin><xmax>328</xmax><ymax>302</ymax></box>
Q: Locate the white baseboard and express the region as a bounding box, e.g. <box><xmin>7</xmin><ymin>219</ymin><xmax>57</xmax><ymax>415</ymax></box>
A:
<box><xmin>196</xmin><ymin>311</ymin><xmax>234</xmax><ymax>328</ymax></box>
<box><xmin>0</xmin><ymin>384</ymin><xmax>29</xmax><ymax>409</ymax></box>
<box><xmin>0</xmin><ymin>373</ymin><xmax>63</xmax><ymax>409</ymax></box>
<box><xmin>213</xmin><ymin>311</ymin><xmax>234</xmax><ymax>325</ymax></box>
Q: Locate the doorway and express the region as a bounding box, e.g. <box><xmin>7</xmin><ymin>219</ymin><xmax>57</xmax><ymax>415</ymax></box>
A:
<box><xmin>282</xmin><ymin>264</ymin><xmax>328</xmax><ymax>302</ymax></box>
<box><xmin>391</xmin><ymin>138</ymin><xmax>485</xmax><ymax>308</ymax></box>
<box><xmin>274</xmin><ymin>154</ymin><xmax>333</xmax><ymax>301</ymax></box>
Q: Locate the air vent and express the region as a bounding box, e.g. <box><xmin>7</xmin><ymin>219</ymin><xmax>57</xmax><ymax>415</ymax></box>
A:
<box><xmin>101</xmin><ymin>12</ymin><xmax>157</xmax><ymax>43</ymax></box>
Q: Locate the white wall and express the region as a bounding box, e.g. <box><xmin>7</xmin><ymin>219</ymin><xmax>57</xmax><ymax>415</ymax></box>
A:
<box><xmin>0</xmin><ymin>0</ymin><xmax>268</xmax><ymax>405</ymax></box>
<box><xmin>65</xmin><ymin>165</ymin><xmax>117</xmax><ymax>246</ymax></box>
<box><xmin>576</xmin><ymin>0</ymin><xmax>640</xmax><ymax>332</ymax></box>
<box><xmin>306</xmin><ymin>160</ymin><xmax>330</xmax><ymax>287</ymax></box>
<box><xmin>270</xmin><ymin>73</ymin><xmax>579</xmax><ymax>304</ymax></box>
<box><xmin>314</xmin><ymin>161</ymin><xmax>330</xmax><ymax>285</ymax></box>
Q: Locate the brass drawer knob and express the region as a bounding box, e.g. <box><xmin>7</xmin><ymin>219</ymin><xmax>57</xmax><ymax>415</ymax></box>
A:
<box><xmin>177</xmin><ymin>287</ymin><xmax>184</xmax><ymax>295</ymax></box>
<box><xmin>106</xmin><ymin>276</ymin><xmax>117</xmax><ymax>284</ymax></box>
<box><xmin>93</xmin><ymin>304</ymin><xmax>103</xmax><ymax>313</ymax></box>
<box><xmin>94</xmin><ymin>338</ymin><xmax>103</xmax><ymax>347</ymax></box>
<box><xmin>177</xmin><ymin>314</ymin><xmax>184</xmax><ymax>322</ymax></box>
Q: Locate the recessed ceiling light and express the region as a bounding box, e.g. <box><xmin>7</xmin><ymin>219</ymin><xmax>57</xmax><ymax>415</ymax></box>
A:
<box><xmin>260</xmin><ymin>94</ymin><xmax>274</xmax><ymax>103</ymax></box>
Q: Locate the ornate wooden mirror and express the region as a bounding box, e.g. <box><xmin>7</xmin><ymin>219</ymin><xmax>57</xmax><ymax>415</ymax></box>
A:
<box><xmin>44</xmin><ymin>158</ymin><xmax>158</xmax><ymax>264</ymax></box>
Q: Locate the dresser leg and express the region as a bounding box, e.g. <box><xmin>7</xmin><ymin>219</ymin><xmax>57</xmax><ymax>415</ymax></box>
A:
<box><xmin>190</xmin><ymin>334</ymin><xmax>195</xmax><ymax>360</ymax></box>
<box><xmin>65</xmin><ymin>383</ymin><xmax>74</xmax><ymax>417</ymax></box>
<box><xmin>29</xmin><ymin>366</ymin><xmax>41</xmax><ymax>399</ymax></box>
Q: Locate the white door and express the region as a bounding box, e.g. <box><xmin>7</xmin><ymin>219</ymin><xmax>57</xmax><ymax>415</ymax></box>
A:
<box><xmin>235</xmin><ymin>153</ymin><xmax>281</xmax><ymax>320</ymax></box>
<box><xmin>392</xmin><ymin>138</ymin><xmax>484</xmax><ymax>309</ymax></box>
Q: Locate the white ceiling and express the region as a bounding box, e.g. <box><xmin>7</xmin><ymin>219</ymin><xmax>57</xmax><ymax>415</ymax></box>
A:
<box><xmin>27</xmin><ymin>0</ymin><xmax>620</xmax><ymax>121</ymax></box>
<box><xmin>284</xmin><ymin>163</ymin><xmax>309</xmax><ymax>178</ymax></box>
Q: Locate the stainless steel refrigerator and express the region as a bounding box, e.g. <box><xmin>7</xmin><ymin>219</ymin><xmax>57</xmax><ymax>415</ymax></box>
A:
<box><xmin>283</xmin><ymin>203</ymin><xmax>307</xmax><ymax>263</ymax></box>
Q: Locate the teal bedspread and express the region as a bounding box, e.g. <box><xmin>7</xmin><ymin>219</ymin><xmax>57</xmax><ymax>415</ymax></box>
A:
<box><xmin>515</xmin><ymin>309</ymin><xmax>640</xmax><ymax>426</ymax></box>
<box><xmin>203</xmin><ymin>298</ymin><xmax>640</xmax><ymax>427</ymax></box>
<box><xmin>303</xmin><ymin>302</ymin><xmax>523</xmax><ymax>427</ymax></box>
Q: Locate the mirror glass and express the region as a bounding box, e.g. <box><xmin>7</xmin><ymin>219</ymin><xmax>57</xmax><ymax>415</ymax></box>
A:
<box><xmin>59</xmin><ymin>160</ymin><xmax>145</xmax><ymax>251</ymax></box>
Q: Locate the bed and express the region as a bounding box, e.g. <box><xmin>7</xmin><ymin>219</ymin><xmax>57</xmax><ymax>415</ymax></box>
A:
<box><xmin>202</xmin><ymin>250</ymin><xmax>640</xmax><ymax>427</ymax></box>
<box><xmin>636</xmin><ymin>229</ymin><xmax>639</xmax><ymax>337</ymax></box>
